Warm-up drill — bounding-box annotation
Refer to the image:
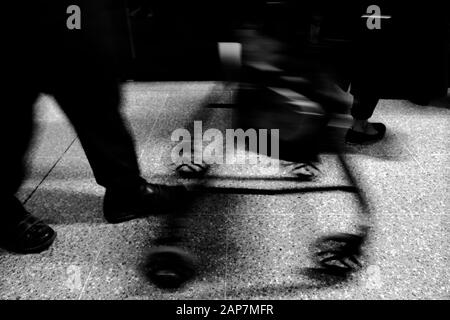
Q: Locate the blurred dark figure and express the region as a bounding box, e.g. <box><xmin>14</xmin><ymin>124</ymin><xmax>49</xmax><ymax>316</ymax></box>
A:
<box><xmin>1</xmin><ymin>1</ymin><xmax>185</xmax><ymax>254</ymax></box>
<box><xmin>222</xmin><ymin>2</ymin><xmax>343</xmax><ymax>179</ymax></box>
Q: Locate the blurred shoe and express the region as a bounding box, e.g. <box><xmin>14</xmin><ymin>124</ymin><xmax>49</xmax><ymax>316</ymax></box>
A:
<box><xmin>281</xmin><ymin>160</ymin><xmax>321</xmax><ymax>181</ymax></box>
<box><xmin>175</xmin><ymin>160</ymin><xmax>209</xmax><ymax>178</ymax></box>
<box><xmin>345</xmin><ymin>123</ymin><xmax>386</xmax><ymax>144</ymax></box>
<box><xmin>103</xmin><ymin>182</ymin><xmax>188</xmax><ymax>224</ymax></box>
<box><xmin>0</xmin><ymin>210</ymin><xmax>56</xmax><ymax>254</ymax></box>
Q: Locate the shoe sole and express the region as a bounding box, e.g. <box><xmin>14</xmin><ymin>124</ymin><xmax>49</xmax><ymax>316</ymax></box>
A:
<box><xmin>345</xmin><ymin>138</ymin><xmax>384</xmax><ymax>146</ymax></box>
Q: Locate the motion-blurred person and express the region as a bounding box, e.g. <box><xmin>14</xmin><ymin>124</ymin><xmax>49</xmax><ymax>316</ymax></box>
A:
<box><xmin>1</xmin><ymin>1</ymin><xmax>185</xmax><ymax>254</ymax></box>
<box><xmin>231</xmin><ymin>1</ymin><xmax>350</xmax><ymax>178</ymax></box>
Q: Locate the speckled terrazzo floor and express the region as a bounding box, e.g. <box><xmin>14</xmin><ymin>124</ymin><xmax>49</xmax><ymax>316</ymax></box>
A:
<box><xmin>0</xmin><ymin>82</ymin><xmax>448</xmax><ymax>300</ymax></box>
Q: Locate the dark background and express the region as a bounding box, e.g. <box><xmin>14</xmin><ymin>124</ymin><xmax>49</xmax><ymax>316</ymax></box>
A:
<box><xmin>7</xmin><ymin>1</ymin><xmax>450</xmax><ymax>94</ymax></box>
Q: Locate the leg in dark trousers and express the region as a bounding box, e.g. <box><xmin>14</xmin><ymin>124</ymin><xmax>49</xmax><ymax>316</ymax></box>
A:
<box><xmin>346</xmin><ymin>93</ymin><xmax>386</xmax><ymax>144</ymax></box>
<box><xmin>351</xmin><ymin>94</ymin><xmax>379</xmax><ymax>121</ymax></box>
<box><xmin>50</xmin><ymin>61</ymin><xmax>186</xmax><ymax>224</ymax></box>
<box><xmin>0</xmin><ymin>84</ymin><xmax>56</xmax><ymax>253</ymax></box>
<box><xmin>3</xmin><ymin>87</ymin><xmax>39</xmax><ymax>198</ymax></box>
<box><xmin>52</xmin><ymin>70</ymin><xmax>145</xmax><ymax>190</ymax></box>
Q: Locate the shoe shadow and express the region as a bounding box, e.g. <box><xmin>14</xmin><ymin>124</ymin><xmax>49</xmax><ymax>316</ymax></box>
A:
<box><xmin>221</xmin><ymin>267</ymin><xmax>354</xmax><ymax>298</ymax></box>
<box><xmin>21</xmin><ymin>187</ymin><xmax>105</xmax><ymax>225</ymax></box>
<box><xmin>337</xmin><ymin>128</ymin><xmax>412</xmax><ymax>162</ymax></box>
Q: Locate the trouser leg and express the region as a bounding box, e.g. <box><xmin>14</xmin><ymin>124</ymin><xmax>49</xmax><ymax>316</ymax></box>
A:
<box><xmin>52</xmin><ymin>71</ymin><xmax>144</xmax><ymax>189</ymax></box>
<box><xmin>2</xmin><ymin>85</ymin><xmax>39</xmax><ymax>222</ymax></box>
<box><xmin>350</xmin><ymin>94</ymin><xmax>380</xmax><ymax>120</ymax></box>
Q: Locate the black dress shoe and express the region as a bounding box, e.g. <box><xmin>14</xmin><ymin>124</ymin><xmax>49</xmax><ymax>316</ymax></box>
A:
<box><xmin>345</xmin><ymin>123</ymin><xmax>386</xmax><ymax>144</ymax></box>
<box><xmin>103</xmin><ymin>182</ymin><xmax>188</xmax><ymax>224</ymax></box>
<box><xmin>0</xmin><ymin>212</ymin><xmax>56</xmax><ymax>254</ymax></box>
